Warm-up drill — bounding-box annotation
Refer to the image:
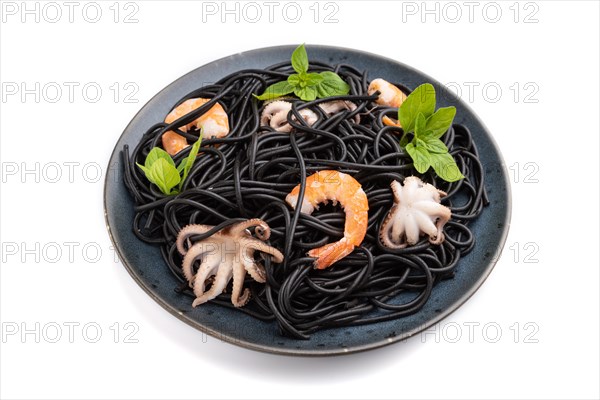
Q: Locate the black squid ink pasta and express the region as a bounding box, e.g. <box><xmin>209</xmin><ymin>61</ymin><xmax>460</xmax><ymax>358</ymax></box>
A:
<box><xmin>121</xmin><ymin>59</ymin><xmax>488</xmax><ymax>339</ymax></box>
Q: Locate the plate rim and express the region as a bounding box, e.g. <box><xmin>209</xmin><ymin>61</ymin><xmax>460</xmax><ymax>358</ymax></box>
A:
<box><xmin>103</xmin><ymin>44</ymin><xmax>512</xmax><ymax>356</ymax></box>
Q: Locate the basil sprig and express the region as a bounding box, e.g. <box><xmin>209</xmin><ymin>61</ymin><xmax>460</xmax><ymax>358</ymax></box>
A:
<box><xmin>137</xmin><ymin>132</ymin><xmax>203</xmax><ymax>195</ymax></box>
<box><xmin>399</xmin><ymin>84</ymin><xmax>464</xmax><ymax>182</ymax></box>
<box><xmin>255</xmin><ymin>44</ymin><xmax>350</xmax><ymax>101</ymax></box>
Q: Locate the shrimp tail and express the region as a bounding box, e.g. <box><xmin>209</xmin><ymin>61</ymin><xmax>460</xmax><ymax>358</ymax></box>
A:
<box><xmin>307</xmin><ymin>237</ymin><xmax>355</xmax><ymax>270</ymax></box>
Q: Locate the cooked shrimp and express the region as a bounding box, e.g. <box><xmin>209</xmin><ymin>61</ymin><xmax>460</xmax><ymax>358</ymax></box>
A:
<box><xmin>162</xmin><ymin>131</ymin><xmax>189</xmax><ymax>155</ymax></box>
<box><xmin>162</xmin><ymin>98</ymin><xmax>230</xmax><ymax>155</ymax></box>
<box><xmin>382</xmin><ymin>115</ymin><xmax>402</xmax><ymax>128</ymax></box>
<box><xmin>285</xmin><ymin>170</ymin><xmax>369</xmax><ymax>269</ymax></box>
<box><xmin>368</xmin><ymin>78</ymin><xmax>408</xmax><ymax>108</ymax></box>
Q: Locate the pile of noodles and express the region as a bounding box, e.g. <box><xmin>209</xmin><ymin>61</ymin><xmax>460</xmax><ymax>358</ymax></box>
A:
<box><xmin>122</xmin><ymin>61</ymin><xmax>487</xmax><ymax>339</ymax></box>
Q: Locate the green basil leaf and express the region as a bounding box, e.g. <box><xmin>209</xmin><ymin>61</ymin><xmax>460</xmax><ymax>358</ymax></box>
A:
<box><xmin>414</xmin><ymin>113</ymin><xmax>427</xmax><ymax>138</ymax></box>
<box><xmin>315</xmin><ymin>71</ymin><xmax>350</xmax><ymax>98</ymax></box>
<box><xmin>179</xmin><ymin>132</ymin><xmax>203</xmax><ymax>190</ymax></box>
<box><xmin>430</xmin><ymin>152</ymin><xmax>464</xmax><ymax>182</ymax></box>
<box><xmin>145</xmin><ymin>147</ymin><xmax>174</xmax><ymax>169</ymax></box>
<box><xmin>150</xmin><ymin>158</ymin><xmax>181</xmax><ymax>195</ymax></box>
<box><xmin>421</xmin><ymin>135</ymin><xmax>448</xmax><ymax>154</ymax></box>
<box><xmin>136</xmin><ymin>162</ymin><xmax>154</xmax><ymax>181</ymax></box>
<box><xmin>291</xmin><ymin>43</ymin><xmax>309</xmax><ymax>74</ymax></box>
<box><xmin>425</xmin><ymin>106</ymin><xmax>456</xmax><ymax>138</ymax></box>
<box><xmin>399</xmin><ymin>132</ymin><xmax>411</xmax><ymax>148</ymax></box>
<box><xmin>304</xmin><ymin>72</ymin><xmax>324</xmax><ymax>86</ymax></box>
<box><xmin>294</xmin><ymin>85</ymin><xmax>317</xmax><ymax>101</ymax></box>
<box><xmin>287</xmin><ymin>74</ymin><xmax>301</xmax><ymax>87</ymax></box>
<box><xmin>254</xmin><ymin>80</ymin><xmax>295</xmax><ymax>101</ymax></box>
<box><xmin>405</xmin><ymin>141</ymin><xmax>431</xmax><ymax>173</ymax></box>
<box><xmin>398</xmin><ymin>83</ymin><xmax>436</xmax><ymax>133</ymax></box>
<box><xmin>176</xmin><ymin>157</ymin><xmax>188</xmax><ymax>174</ymax></box>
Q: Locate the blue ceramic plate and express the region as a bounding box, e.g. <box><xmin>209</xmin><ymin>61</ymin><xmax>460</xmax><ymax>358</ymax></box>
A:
<box><xmin>104</xmin><ymin>45</ymin><xmax>511</xmax><ymax>356</ymax></box>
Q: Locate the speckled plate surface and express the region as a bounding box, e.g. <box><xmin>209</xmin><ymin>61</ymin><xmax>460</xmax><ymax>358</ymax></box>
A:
<box><xmin>104</xmin><ymin>45</ymin><xmax>511</xmax><ymax>356</ymax></box>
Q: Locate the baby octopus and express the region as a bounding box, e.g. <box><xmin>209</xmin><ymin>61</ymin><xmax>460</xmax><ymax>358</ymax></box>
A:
<box><xmin>379</xmin><ymin>176</ymin><xmax>451</xmax><ymax>249</ymax></box>
<box><xmin>176</xmin><ymin>219</ymin><xmax>283</xmax><ymax>307</ymax></box>
<box><xmin>260</xmin><ymin>100</ymin><xmax>317</xmax><ymax>132</ymax></box>
<box><xmin>260</xmin><ymin>99</ymin><xmax>359</xmax><ymax>132</ymax></box>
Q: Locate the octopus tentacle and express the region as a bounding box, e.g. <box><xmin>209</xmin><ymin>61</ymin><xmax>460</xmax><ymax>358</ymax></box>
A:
<box><xmin>297</xmin><ymin>109</ymin><xmax>319</xmax><ymax>126</ymax></box>
<box><xmin>241</xmin><ymin>237</ymin><xmax>284</xmax><ymax>264</ymax></box>
<box><xmin>230</xmin><ymin>262</ymin><xmax>251</xmax><ymax>308</ymax></box>
<box><xmin>379</xmin><ymin>205</ymin><xmax>406</xmax><ymax>249</ymax></box>
<box><xmin>414</xmin><ymin>201</ymin><xmax>451</xmax><ymax>218</ymax></box>
<box><xmin>241</xmin><ymin>246</ymin><xmax>266</xmax><ymax>283</ymax></box>
<box><xmin>176</xmin><ymin>224</ymin><xmax>212</xmax><ymax>255</ymax></box>
<box><xmin>260</xmin><ymin>100</ymin><xmax>291</xmax><ymax>126</ymax></box>
<box><xmin>391</xmin><ymin>211</ymin><xmax>406</xmax><ymax>244</ymax></box>
<box><xmin>412</xmin><ymin>210</ymin><xmax>438</xmax><ymax>239</ymax></box>
<box><xmin>228</xmin><ymin>218</ymin><xmax>271</xmax><ymax>240</ymax></box>
<box><xmin>414</xmin><ymin>201</ymin><xmax>451</xmax><ymax>244</ymax></box>
<box><xmin>404</xmin><ymin>213</ymin><xmax>421</xmax><ymax>245</ymax></box>
<box><xmin>430</xmin><ymin>231</ymin><xmax>445</xmax><ymax>245</ymax></box>
<box><xmin>192</xmin><ymin>257</ymin><xmax>233</xmax><ymax>307</ymax></box>
<box><xmin>191</xmin><ymin>252</ymin><xmax>221</xmax><ymax>296</ymax></box>
<box><xmin>390</xmin><ymin>180</ymin><xmax>403</xmax><ymax>203</ymax></box>
<box><xmin>246</xmin><ymin>263</ymin><xmax>266</xmax><ymax>283</ymax></box>
<box><xmin>319</xmin><ymin>100</ymin><xmax>360</xmax><ymax>123</ymax></box>
<box><xmin>232</xmin><ymin>287</ymin><xmax>251</xmax><ymax>308</ymax></box>
<box><xmin>181</xmin><ymin>240</ymin><xmax>218</xmax><ymax>283</ymax></box>
<box><xmin>269</xmin><ymin>110</ymin><xmax>294</xmax><ymax>132</ymax></box>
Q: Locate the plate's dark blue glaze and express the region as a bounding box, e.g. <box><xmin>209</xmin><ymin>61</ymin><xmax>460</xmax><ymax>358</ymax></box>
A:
<box><xmin>104</xmin><ymin>45</ymin><xmax>511</xmax><ymax>356</ymax></box>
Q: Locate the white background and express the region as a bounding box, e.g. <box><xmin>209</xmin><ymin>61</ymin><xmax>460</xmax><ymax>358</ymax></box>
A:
<box><xmin>1</xmin><ymin>1</ymin><xmax>598</xmax><ymax>399</ymax></box>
